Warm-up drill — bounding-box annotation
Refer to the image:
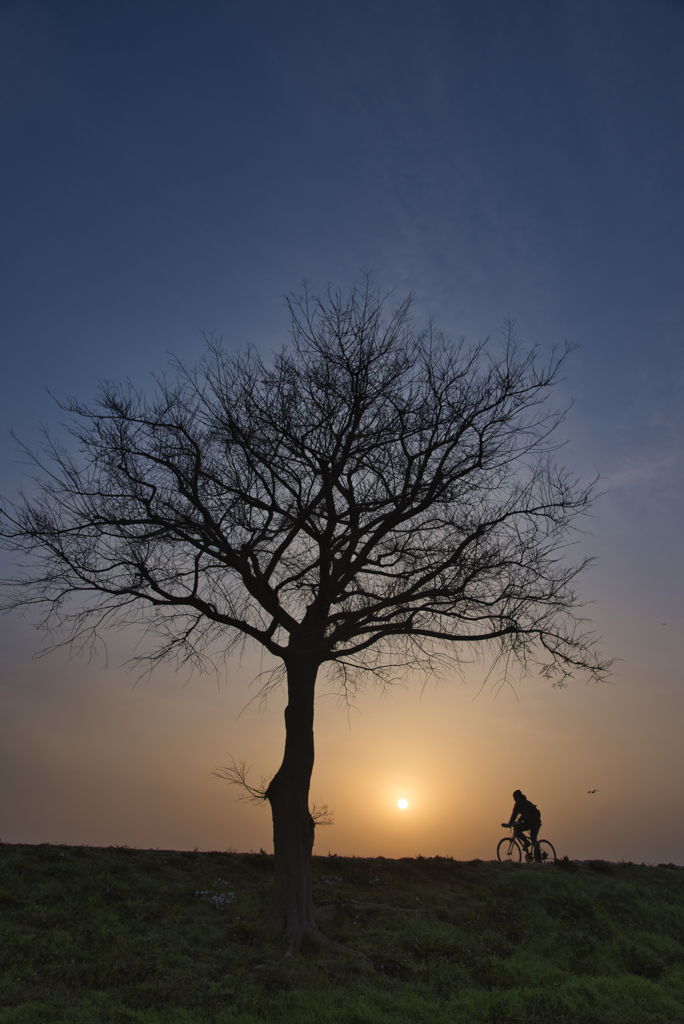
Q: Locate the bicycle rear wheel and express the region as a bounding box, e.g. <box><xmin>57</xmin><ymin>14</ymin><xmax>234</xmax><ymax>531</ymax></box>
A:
<box><xmin>537</xmin><ymin>839</ymin><xmax>556</xmax><ymax>863</ymax></box>
<box><xmin>497</xmin><ymin>837</ymin><xmax>522</xmax><ymax>862</ymax></box>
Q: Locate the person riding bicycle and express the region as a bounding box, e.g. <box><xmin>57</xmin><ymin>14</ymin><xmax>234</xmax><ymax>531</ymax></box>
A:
<box><xmin>504</xmin><ymin>790</ymin><xmax>542</xmax><ymax>863</ymax></box>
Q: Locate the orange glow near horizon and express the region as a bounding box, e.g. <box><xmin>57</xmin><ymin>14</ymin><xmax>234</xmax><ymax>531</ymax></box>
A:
<box><xmin>1</xmin><ymin>617</ymin><xmax>683</xmax><ymax>868</ymax></box>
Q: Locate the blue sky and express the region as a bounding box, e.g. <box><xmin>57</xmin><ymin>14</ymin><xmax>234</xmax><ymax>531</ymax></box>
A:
<box><xmin>1</xmin><ymin>0</ymin><xmax>683</xmax><ymax>860</ymax></box>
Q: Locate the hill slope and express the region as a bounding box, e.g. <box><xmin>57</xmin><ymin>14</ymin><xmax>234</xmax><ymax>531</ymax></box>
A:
<box><xmin>2</xmin><ymin>842</ymin><xmax>684</xmax><ymax>1023</ymax></box>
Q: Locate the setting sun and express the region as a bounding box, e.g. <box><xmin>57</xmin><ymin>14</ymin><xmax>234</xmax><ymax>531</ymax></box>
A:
<box><xmin>398</xmin><ymin>799</ymin><xmax>408</xmax><ymax>809</ymax></box>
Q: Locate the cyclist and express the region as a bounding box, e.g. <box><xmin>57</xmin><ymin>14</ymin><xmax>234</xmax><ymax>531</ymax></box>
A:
<box><xmin>504</xmin><ymin>790</ymin><xmax>542</xmax><ymax>862</ymax></box>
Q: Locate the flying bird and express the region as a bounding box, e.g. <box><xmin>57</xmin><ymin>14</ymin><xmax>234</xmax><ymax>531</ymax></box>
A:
<box><xmin>588</xmin><ymin>789</ymin><xmax>599</xmax><ymax>794</ymax></box>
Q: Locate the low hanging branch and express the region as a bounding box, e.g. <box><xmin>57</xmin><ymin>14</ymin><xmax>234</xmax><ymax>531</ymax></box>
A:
<box><xmin>213</xmin><ymin>758</ymin><xmax>271</xmax><ymax>804</ymax></box>
<box><xmin>214</xmin><ymin>757</ymin><xmax>334</xmax><ymax>826</ymax></box>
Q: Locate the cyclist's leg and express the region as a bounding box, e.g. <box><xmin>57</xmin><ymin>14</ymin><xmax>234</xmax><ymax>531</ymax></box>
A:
<box><xmin>514</xmin><ymin>820</ymin><xmax>531</xmax><ymax>848</ymax></box>
<box><xmin>529</xmin><ymin>818</ymin><xmax>541</xmax><ymax>861</ymax></box>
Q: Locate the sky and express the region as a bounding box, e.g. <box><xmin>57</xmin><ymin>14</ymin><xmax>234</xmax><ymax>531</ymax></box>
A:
<box><xmin>1</xmin><ymin>0</ymin><xmax>683</xmax><ymax>864</ymax></box>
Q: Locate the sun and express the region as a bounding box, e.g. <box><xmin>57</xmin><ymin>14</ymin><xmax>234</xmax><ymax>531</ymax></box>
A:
<box><xmin>397</xmin><ymin>798</ymin><xmax>408</xmax><ymax>809</ymax></box>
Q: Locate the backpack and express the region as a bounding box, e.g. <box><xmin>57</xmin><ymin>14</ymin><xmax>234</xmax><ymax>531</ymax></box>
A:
<box><xmin>523</xmin><ymin>799</ymin><xmax>541</xmax><ymax>822</ymax></box>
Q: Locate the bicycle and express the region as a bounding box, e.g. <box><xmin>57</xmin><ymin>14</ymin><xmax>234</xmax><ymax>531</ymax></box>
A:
<box><xmin>497</xmin><ymin>823</ymin><xmax>556</xmax><ymax>864</ymax></box>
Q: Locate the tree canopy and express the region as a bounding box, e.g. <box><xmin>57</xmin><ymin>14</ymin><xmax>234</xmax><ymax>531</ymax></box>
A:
<box><xmin>1</xmin><ymin>282</ymin><xmax>605</xmax><ymax>687</ymax></box>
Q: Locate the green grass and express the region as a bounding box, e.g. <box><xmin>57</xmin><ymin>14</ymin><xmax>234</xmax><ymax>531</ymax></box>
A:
<box><xmin>2</xmin><ymin>843</ymin><xmax>684</xmax><ymax>1023</ymax></box>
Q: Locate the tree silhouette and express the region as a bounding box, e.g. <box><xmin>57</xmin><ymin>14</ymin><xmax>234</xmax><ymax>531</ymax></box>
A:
<box><xmin>0</xmin><ymin>278</ymin><xmax>608</xmax><ymax>952</ymax></box>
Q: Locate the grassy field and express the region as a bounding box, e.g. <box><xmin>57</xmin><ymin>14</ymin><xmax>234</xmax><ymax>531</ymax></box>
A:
<box><xmin>2</xmin><ymin>842</ymin><xmax>684</xmax><ymax>1023</ymax></box>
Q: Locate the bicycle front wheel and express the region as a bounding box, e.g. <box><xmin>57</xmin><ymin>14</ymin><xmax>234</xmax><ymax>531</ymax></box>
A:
<box><xmin>497</xmin><ymin>836</ymin><xmax>522</xmax><ymax>863</ymax></box>
<box><xmin>537</xmin><ymin>840</ymin><xmax>556</xmax><ymax>863</ymax></box>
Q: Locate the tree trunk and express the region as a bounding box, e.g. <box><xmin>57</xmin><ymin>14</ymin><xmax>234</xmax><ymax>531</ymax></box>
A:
<box><xmin>262</xmin><ymin>654</ymin><xmax>320</xmax><ymax>953</ymax></box>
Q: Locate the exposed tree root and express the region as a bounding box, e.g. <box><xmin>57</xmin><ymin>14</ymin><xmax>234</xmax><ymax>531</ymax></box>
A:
<box><xmin>303</xmin><ymin>901</ymin><xmax>419</xmax><ymax>964</ymax></box>
<box><xmin>258</xmin><ymin>913</ymin><xmax>373</xmax><ymax>965</ymax></box>
<box><xmin>349</xmin><ymin>900</ymin><xmax>418</xmax><ymax>914</ymax></box>
<box><xmin>297</xmin><ymin>924</ymin><xmax>373</xmax><ymax>965</ymax></box>
<box><xmin>315</xmin><ymin>900</ymin><xmax>418</xmax><ymax>924</ymax></box>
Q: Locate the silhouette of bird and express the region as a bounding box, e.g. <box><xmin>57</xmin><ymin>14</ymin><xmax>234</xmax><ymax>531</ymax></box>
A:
<box><xmin>588</xmin><ymin>789</ymin><xmax>599</xmax><ymax>794</ymax></box>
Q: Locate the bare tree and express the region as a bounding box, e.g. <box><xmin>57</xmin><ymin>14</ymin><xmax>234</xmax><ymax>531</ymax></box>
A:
<box><xmin>0</xmin><ymin>278</ymin><xmax>608</xmax><ymax>953</ymax></box>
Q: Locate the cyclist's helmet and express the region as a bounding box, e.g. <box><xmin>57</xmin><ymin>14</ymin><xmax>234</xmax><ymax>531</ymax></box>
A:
<box><xmin>513</xmin><ymin>790</ymin><xmax>524</xmax><ymax>799</ymax></box>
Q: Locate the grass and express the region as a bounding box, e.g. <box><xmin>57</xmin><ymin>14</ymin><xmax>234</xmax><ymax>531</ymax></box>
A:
<box><xmin>2</xmin><ymin>843</ymin><xmax>684</xmax><ymax>1023</ymax></box>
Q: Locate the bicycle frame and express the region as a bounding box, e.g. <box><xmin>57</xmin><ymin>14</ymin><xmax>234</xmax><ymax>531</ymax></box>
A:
<box><xmin>511</xmin><ymin>823</ymin><xmax>536</xmax><ymax>849</ymax></box>
<box><xmin>497</xmin><ymin>825</ymin><xmax>556</xmax><ymax>863</ymax></box>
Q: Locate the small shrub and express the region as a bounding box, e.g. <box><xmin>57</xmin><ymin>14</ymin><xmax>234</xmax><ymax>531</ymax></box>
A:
<box><xmin>554</xmin><ymin>856</ymin><xmax>579</xmax><ymax>873</ymax></box>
